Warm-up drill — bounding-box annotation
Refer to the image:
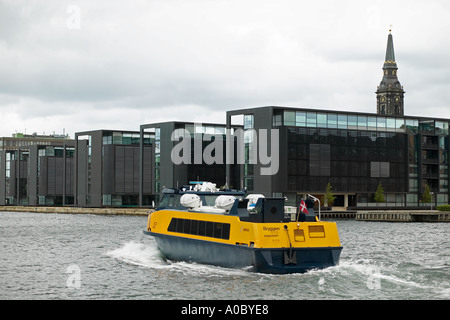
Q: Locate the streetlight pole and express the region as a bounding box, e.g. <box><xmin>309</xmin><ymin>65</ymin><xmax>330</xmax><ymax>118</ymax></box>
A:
<box><xmin>308</xmin><ymin>194</ymin><xmax>320</xmax><ymax>221</ymax></box>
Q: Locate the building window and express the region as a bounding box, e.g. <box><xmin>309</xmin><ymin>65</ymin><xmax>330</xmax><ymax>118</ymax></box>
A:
<box><xmin>309</xmin><ymin>144</ymin><xmax>330</xmax><ymax>176</ymax></box>
<box><xmin>283</xmin><ymin>111</ymin><xmax>295</xmax><ymax>126</ymax></box>
<box><xmin>357</xmin><ymin>116</ymin><xmax>367</xmax><ymax>130</ymax></box>
<box><xmin>296</xmin><ymin>111</ymin><xmax>306</xmax><ymax>126</ymax></box>
<box><xmin>348</xmin><ymin>116</ymin><xmax>358</xmax><ymax>129</ymax></box>
<box><xmin>306</xmin><ymin>112</ymin><xmax>317</xmax><ymax>127</ymax></box>
<box><xmin>440</xmin><ymin>179</ymin><xmax>448</xmax><ymax>192</ymax></box>
<box><xmin>409</xmin><ymin>179</ymin><xmax>418</xmax><ymax>192</ymax></box>
<box><xmin>419</xmin><ymin>120</ymin><xmax>434</xmax><ymax>133</ymax></box>
<box><xmin>154</xmin><ymin>128</ymin><xmax>161</xmax><ymax>193</ymax></box>
<box><xmin>396</xmin><ymin>119</ymin><xmax>405</xmax><ymax>132</ymax></box>
<box><xmin>103</xmin><ymin>133</ymin><xmax>113</xmax><ymax>145</ymax></box>
<box><xmin>338</xmin><ymin>114</ymin><xmax>347</xmax><ymax>129</ymax></box>
<box><xmin>406</xmin><ymin>119</ymin><xmax>418</xmax><ymax>133</ymax></box>
<box><xmin>317</xmin><ymin>113</ymin><xmax>327</xmax><ymax>128</ymax></box>
<box><xmin>406</xmin><ymin>193</ymin><xmax>418</xmax><ymax>205</ymax></box>
<box><xmin>436</xmin><ymin>121</ymin><xmax>449</xmax><ymax>135</ymax></box>
<box><xmin>386</xmin><ymin>118</ymin><xmax>396</xmax><ymax>131</ymax></box>
<box><xmin>377</xmin><ymin>117</ymin><xmax>386</xmax><ymax>130</ymax></box>
<box><xmin>371</xmin><ymin>161</ymin><xmax>390</xmax><ymax>178</ymax></box>
<box><xmin>244</xmin><ymin>114</ymin><xmax>254</xmax><ymax>129</ymax></box>
<box><xmin>273</xmin><ymin>113</ymin><xmax>282</xmax><ymax>127</ymax></box>
<box><xmin>112</xmin><ymin>132</ymin><xmax>122</xmax><ymax>144</ymax></box>
<box><xmin>244</xmin><ymin>177</ymin><xmax>254</xmax><ymax>191</ymax></box>
<box><xmin>327</xmin><ymin>114</ymin><xmax>338</xmax><ymax>128</ymax></box>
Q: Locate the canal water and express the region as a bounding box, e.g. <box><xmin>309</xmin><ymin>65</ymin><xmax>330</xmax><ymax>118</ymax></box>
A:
<box><xmin>0</xmin><ymin>211</ymin><xmax>448</xmax><ymax>300</ymax></box>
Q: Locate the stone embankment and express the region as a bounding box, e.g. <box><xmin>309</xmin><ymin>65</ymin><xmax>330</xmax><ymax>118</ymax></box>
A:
<box><xmin>0</xmin><ymin>206</ymin><xmax>153</xmax><ymax>216</ymax></box>
<box><xmin>321</xmin><ymin>210</ymin><xmax>450</xmax><ymax>222</ymax></box>
<box><xmin>356</xmin><ymin>210</ymin><xmax>450</xmax><ymax>222</ymax></box>
<box><xmin>2</xmin><ymin>206</ymin><xmax>449</xmax><ymax>222</ymax></box>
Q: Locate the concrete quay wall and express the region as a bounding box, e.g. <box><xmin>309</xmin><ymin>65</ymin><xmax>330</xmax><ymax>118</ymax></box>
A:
<box><xmin>0</xmin><ymin>206</ymin><xmax>153</xmax><ymax>216</ymax></box>
<box><xmin>2</xmin><ymin>206</ymin><xmax>449</xmax><ymax>221</ymax></box>
<box><xmin>356</xmin><ymin>210</ymin><xmax>450</xmax><ymax>222</ymax></box>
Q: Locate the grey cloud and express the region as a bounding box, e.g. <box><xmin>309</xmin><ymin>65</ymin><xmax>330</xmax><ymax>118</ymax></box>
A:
<box><xmin>0</xmin><ymin>0</ymin><xmax>449</xmax><ymax>138</ymax></box>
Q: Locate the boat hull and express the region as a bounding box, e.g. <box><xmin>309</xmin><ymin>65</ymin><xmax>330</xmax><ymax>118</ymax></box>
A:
<box><xmin>144</xmin><ymin>231</ymin><xmax>342</xmax><ymax>274</ymax></box>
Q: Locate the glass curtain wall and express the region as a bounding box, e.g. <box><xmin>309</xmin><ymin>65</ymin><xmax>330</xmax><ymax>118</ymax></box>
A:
<box><xmin>276</xmin><ymin>109</ymin><xmax>450</xmax><ymax>207</ymax></box>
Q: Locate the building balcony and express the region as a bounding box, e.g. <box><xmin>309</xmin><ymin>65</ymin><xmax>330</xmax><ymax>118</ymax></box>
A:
<box><xmin>421</xmin><ymin>143</ymin><xmax>439</xmax><ymax>150</ymax></box>
<box><xmin>421</xmin><ymin>173</ymin><xmax>439</xmax><ymax>179</ymax></box>
<box><xmin>422</xmin><ymin>158</ymin><xmax>439</xmax><ymax>164</ymax></box>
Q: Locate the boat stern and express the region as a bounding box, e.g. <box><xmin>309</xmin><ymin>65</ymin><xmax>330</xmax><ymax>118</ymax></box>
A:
<box><xmin>249</xmin><ymin>221</ymin><xmax>342</xmax><ymax>274</ymax></box>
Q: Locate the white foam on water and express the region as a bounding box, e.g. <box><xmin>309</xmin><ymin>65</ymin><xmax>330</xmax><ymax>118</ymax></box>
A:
<box><xmin>328</xmin><ymin>260</ymin><xmax>442</xmax><ymax>292</ymax></box>
<box><xmin>106</xmin><ymin>241</ymin><xmax>168</xmax><ymax>269</ymax></box>
<box><xmin>106</xmin><ymin>240</ymin><xmax>256</xmax><ymax>278</ymax></box>
<box><xmin>167</xmin><ymin>260</ymin><xmax>255</xmax><ymax>278</ymax></box>
<box><xmin>106</xmin><ymin>242</ymin><xmax>450</xmax><ymax>299</ymax></box>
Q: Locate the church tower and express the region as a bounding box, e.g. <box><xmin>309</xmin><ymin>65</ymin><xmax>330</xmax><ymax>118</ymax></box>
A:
<box><xmin>376</xmin><ymin>29</ymin><xmax>405</xmax><ymax>115</ymax></box>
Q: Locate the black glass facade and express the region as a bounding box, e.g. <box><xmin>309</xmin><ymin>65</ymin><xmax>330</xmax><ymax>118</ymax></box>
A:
<box><xmin>75</xmin><ymin>130</ymin><xmax>154</xmax><ymax>208</ymax></box>
<box><xmin>140</xmin><ymin>122</ymin><xmax>243</xmax><ymax>205</ymax></box>
<box><xmin>285</xmin><ymin>127</ymin><xmax>408</xmax><ymax>194</ymax></box>
<box><xmin>226</xmin><ymin>107</ymin><xmax>449</xmax><ymax>208</ymax></box>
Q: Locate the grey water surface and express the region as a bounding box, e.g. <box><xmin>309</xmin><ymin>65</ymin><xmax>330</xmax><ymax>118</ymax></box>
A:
<box><xmin>1</xmin><ymin>211</ymin><xmax>448</xmax><ymax>299</ymax></box>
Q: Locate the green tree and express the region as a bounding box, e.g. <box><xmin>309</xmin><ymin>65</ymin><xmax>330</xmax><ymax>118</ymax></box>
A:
<box><xmin>374</xmin><ymin>182</ymin><xmax>385</xmax><ymax>204</ymax></box>
<box><xmin>422</xmin><ymin>184</ymin><xmax>432</xmax><ymax>204</ymax></box>
<box><xmin>324</xmin><ymin>182</ymin><xmax>336</xmax><ymax>207</ymax></box>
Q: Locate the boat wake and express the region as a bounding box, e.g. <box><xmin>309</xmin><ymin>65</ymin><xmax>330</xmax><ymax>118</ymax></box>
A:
<box><xmin>107</xmin><ymin>241</ymin><xmax>449</xmax><ymax>299</ymax></box>
<box><xmin>303</xmin><ymin>259</ymin><xmax>450</xmax><ymax>299</ymax></box>
<box><xmin>106</xmin><ymin>240</ymin><xmax>165</xmax><ymax>269</ymax></box>
<box><xmin>106</xmin><ymin>240</ymin><xmax>256</xmax><ymax>278</ymax></box>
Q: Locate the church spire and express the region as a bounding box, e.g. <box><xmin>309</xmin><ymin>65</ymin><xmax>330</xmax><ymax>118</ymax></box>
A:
<box><xmin>376</xmin><ymin>29</ymin><xmax>405</xmax><ymax>116</ymax></box>
<box><xmin>384</xmin><ymin>30</ymin><xmax>397</xmax><ymax>68</ymax></box>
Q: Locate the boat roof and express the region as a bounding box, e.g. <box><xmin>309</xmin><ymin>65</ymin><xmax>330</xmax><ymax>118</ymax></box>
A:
<box><xmin>161</xmin><ymin>181</ymin><xmax>246</xmax><ymax>196</ymax></box>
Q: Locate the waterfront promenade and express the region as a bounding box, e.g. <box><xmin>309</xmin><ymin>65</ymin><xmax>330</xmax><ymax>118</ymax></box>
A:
<box><xmin>1</xmin><ymin>206</ymin><xmax>449</xmax><ymax>222</ymax></box>
<box><xmin>0</xmin><ymin>206</ymin><xmax>152</xmax><ymax>216</ymax></box>
<box><xmin>322</xmin><ymin>210</ymin><xmax>450</xmax><ymax>222</ymax></box>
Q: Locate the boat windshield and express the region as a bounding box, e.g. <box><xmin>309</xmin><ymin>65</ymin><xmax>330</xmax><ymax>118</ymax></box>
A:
<box><xmin>158</xmin><ymin>193</ymin><xmax>245</xmax><ymax>210</ymax></box>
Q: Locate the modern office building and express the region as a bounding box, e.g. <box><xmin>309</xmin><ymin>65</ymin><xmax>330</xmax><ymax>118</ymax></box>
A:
<box><xmin>75</xmin><ymin>130</ymin><xmax>154</xmax><ymax>207</ymax></box>
<box><xmin>224</xmin><ymin>31</ymin><xmax>449</xmax><ymax>209</ymax></box>
<box><xmin>226</xmin><ymin>106</ymin><xmax>449</xmax><ymax>209</ymax></box>
<box><xmin>0</xmin><ymin>130</ymin><xmax>155</xmax><ymax>208</ymax></box>
<box><xmin>0</xmin><ymin>133</ymin><xmax>74</xmax><ymax>205</ymax></box>
<box><xmin>139</xmin><ymin>122</ymin><xmax>243</xmax><ymax>205</ymax></box>
<box><xmin>1</xmin><ymin>31</ymin><xmax>447</xmax><ymax>210</ymax></box>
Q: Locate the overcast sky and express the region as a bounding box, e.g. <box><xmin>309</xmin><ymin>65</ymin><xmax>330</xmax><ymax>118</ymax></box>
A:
<box><xmin>1</xmin><ymin>0</ymin><xmax>449</xmax><ymax>138</ymax></box>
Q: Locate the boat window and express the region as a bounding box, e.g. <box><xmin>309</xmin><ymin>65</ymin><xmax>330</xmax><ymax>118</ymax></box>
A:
<box><xmin>203</xmin><ymin>195</ymin><xmax>219</xmax><ymax>206</ymax></box>
<box><xmin>191</xmin><ymin>220</ymin><xmax>199</xmax><ymax>235</ymax></box>
<box><xmin>158</xmin><ymin>195</ymin><xmax>171</xmax><ymax>208</ymax></box>
<box><xmin>168</xmin><ymin>218</ymin><xmax>230</xmax><ymax>240</ymax></box>
<box><xmin>205</xmin><ymin>221</ymin><xmax>214</xmax><ymax>237</ymax></box>
<box><xmin>158</xmin><ymin>194</ymin><xmax>182</xmax><ymax>209</ymax></box>
<box><xmin>183</xmin><ymin>219</ymin><xmax>192</xmax><ymax>234</ymax></box>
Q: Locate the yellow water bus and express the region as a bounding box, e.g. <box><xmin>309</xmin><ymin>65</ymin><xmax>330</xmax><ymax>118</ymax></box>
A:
<box><xmin>144</xmin><ymin>183</ymin><xmax>342</xmax><ymax>274</ymax></box>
